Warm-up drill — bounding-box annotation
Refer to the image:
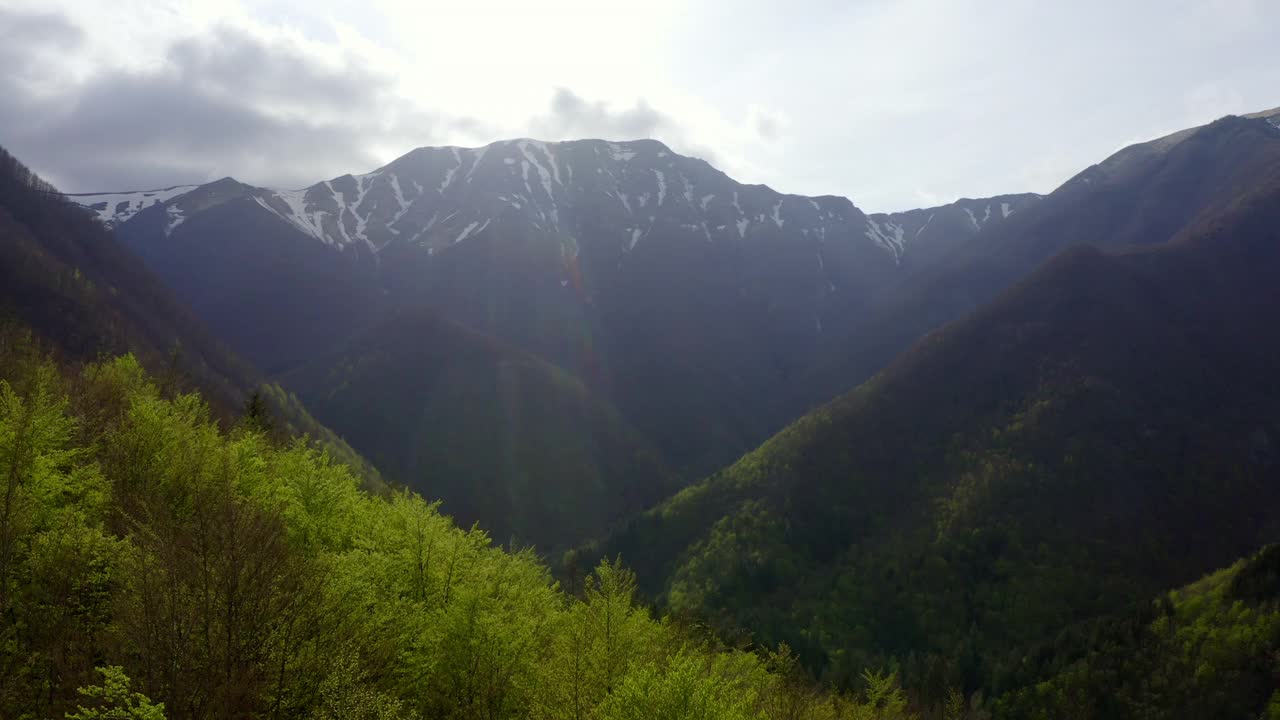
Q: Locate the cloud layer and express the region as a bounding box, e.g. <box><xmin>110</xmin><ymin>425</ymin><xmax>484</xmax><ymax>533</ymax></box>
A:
<box><xmin>0</xmin><ymin>11</ymin><xmax>485</xmax><ymax>190</ymax></box>
<box><xmin>2</xmin><ymin>0</ymin><xmax>1278</xmax><ymax>210</ymax></box>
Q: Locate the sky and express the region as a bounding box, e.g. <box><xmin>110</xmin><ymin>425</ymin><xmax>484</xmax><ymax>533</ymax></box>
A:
<box><xmin>1</xmin><ymin>0</ymin><xmax>1277</xmax><ymax>212</ymax></box>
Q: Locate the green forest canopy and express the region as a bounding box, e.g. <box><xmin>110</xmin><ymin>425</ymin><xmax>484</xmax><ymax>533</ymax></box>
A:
<box><xmin>0</xmin><ymin>325</ymin><xmax>927</xmax><ymax>720</ymax></box>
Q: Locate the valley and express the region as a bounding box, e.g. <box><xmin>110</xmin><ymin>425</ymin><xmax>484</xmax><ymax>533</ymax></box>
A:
<box><xmin>2</xmin><ymin>74</ymin><xmax>1278</xmax><ymax>717</ymax></box>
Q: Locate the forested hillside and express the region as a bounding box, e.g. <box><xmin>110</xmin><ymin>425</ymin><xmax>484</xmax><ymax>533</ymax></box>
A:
<box><xmin>0</xmin><ymin>148</ymin><xmax>251</xmax><ymax>408</ymax></box>
<box><xmin>283</xmin><ymin>308</ymin><xmax>674</xmax><ymax>549</ymax></box>
<box><xmin>0</xmin><ymin>326</ymin><xmax>934</xmax><ymax>720</ymax></box>
<box><xmin>997</xmin><ymin>545</ymin><xmax>1280</xmax><ymax>718</ymax></box>
<box><xmin>583</xmin><ymin>150</ymin><xmax>1280</xmax><ymax>709</ymax></box>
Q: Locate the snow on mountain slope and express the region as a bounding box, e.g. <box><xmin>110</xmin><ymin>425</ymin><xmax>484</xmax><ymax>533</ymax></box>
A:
<box><xmin>865</xmin><ymin>193</ymin><xmax>1043</xmax><ymax>264</ymax></box>
<box><xmin>67</xmin><ymin>185</ymin><xmax>199</xmax><ymax>227</ymax></box>
<box><xmin>316</xmin><ymin>137</ymin><xmax>1033</xmax><ymax>267</ymax></box>
<box><xmin>246</xmin><ymin>138</ymin><xmax>878</xmax><ymax>259</ymax></box>
<box><xmin>67</xmin><ymin>139</ymin><xmax>1035</xmax><ymax>268</ymax></box>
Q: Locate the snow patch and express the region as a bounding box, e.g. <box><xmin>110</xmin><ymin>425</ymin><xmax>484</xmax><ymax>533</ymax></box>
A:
<box><xmin>770</xmin><ymin>200</ymin><xmax>784</xmax><ymax>228</ymax></box>
<box><xmin>653</xmin><ymin>169</ymin><xmax>666</xmax><ymax>206</ymax></box>
<box><xmin>440</xmin><ymin>148</ymin><xmax>462</xmax><ymax>193</ymax></box>
<box><xmin>914</xmin><ymin>213</ymin><xmax>935</xmax><ymax>239</ymax></box>
<box><xmin>963</xmin><ymin>207</ymin><xmax>979</xmax><ymax>230</ymax></box>
<box><xmin>520</xmin><ymin>160</ymin><xmax>533</xmax><ymax>197</ymax></box>
<box><xmin>269</xmin><ymin>188</ymin><xmax>330</xmax><ymax>244</ymax></box>
<box><xmin>700</xmin><ymin>194</ymin><xmax>715</xmax><ymax>210</ymax></box>
<box><xmin>164</xmin><ymin>205</ymin><xmax>186</xmax><ymax>235</ymax></box>
<box><xmin>865</xmin><ymin>218</ymin><xmax>905</xmax><ymax>263</ymax></box>
<box><xmin>1000</xmin><ymin>202</ymin><xmax>1013</xmax><ymax>218</ymax></box>
<box><xmin>348</xmin><ymin>174</ymin><xmax>375</xmax><ymax>251</ymax></box>
<box><xmin>463</xmin><ymin>145</ymin><xmax>489</xmax><ymax>184</ymax></box>
<box><xmin>69</xmin><ymin>185</ymin><xmax>198</xmax><ymax>226</ymax></box>
<box><xmin>453</xmin><ymin>218</ymin><xmax>491</xmax><ymax>244</ymax></box>
<box><xmin>388</xmin><ymin>173</ymin><xmax>411</xmax><ymax>229</ymax></box>
<box><xmin>518</xmin><ymin>139</ymin><xmax>557</xmax><ymax>201</ymax></box>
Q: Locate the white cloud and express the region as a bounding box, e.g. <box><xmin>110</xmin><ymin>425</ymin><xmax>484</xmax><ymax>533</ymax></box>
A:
<box><xmin>2</xmin><ymin>0</ymin><xmax>1278</xmax><ymax>209</ymax></box>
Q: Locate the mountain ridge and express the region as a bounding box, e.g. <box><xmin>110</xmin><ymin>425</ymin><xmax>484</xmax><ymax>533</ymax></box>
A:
<box><xmin>68</xmin><ymin>137</ymin><xmax>1037</xmax><ymax>265</ymax></box>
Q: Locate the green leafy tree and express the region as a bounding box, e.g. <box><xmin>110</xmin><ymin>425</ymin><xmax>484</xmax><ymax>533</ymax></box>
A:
<box><xmin>66</xmin><ymin>666</ymin><xmax>165</xmax><ymax>720</ymax></box>
<box><xmin>595</xmin><ymin>651</ymin><xmax>759</xmax><ymax>720</ymax></box>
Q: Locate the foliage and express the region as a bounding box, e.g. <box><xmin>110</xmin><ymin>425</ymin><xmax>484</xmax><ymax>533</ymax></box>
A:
<box><xmin>66</xmin><ymin>667</ymin><xmax>166</xmax><ymax>720</ymax></box>
<box><xmin>0</xmin><ymin>334</ymin><xmax>940</xmax><ymax>720</ymax></box>
<box><xmin>996</xmin><ymin>546</ymin><xmax>1280</xmax><ymax>719</ymax></box>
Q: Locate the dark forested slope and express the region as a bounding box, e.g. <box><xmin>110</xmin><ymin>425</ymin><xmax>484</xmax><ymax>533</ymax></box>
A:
<box><xmin>0</xmin><ymin>146</ymin><xmax>383</xmax><ymax>487</ymax></box>
<box><xmin>586</xmin><ymin>153</ymin><xmax>1280</xmax><ymax>702</ymax></box>
<box><xmin>0</xmin><ymin>148</ymin><xmax>252</xmax><ymax>406</ymax></box>
<box><xmin>283</xmin><ymin>307</ymin><xmax>675</xmax><ymax>549</ymax></box>
<box><xmin>796</xmin><ymin>113</ymin><xmax>1280</xmax><ymax>415</ymax></box>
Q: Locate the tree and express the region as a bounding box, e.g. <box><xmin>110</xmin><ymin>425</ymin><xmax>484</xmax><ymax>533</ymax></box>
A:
<box><xmin>243</xmin><ymin>390</ymin><xmax>274</xmax><ymax>436</ymax></box>
<box><xmin>66</xmin><ymin>666</ymin><xmax>166</xmax><ymax>720</ymax></box>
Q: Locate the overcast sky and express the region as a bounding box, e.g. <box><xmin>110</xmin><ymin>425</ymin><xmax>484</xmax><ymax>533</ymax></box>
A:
<box><xmin>2</xmin><ymin>0</ymin><xmax>1277</xmax><ymax>211</ymax></box>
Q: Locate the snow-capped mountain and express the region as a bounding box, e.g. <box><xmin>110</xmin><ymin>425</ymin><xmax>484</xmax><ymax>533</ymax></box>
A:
<box><xmin>70</xmin><ymin>138</ymin><xmax>1035</xmax><ymax>266</ymax></box>
<box><xmin>255</xmin><ymin>138</ymin><xmax>878</xmax><ymax>259</ymax></box>
<box><xmin>69</xmin><ymin>137</ymin><xmax>1039</xmax><ymax>475</ymax></box>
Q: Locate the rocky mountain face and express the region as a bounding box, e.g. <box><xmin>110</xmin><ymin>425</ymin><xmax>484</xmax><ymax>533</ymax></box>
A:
<box><xmin>70</xmin><ymin>138</ymin><xmax>1037</xmax><ymax>477</ymax></box>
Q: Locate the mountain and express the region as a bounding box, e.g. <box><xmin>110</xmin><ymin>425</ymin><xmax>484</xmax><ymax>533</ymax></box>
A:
<box><xmin>72</xmin><ymin>138</ymin><xmax>1036</xmax><ymax>478</ymax></box>
<box><xmin>90</xmin><ymin>177</ymin><xmax>385</xmax><ymax>375</ymax></box>
<box><xmin>795</xmin><ymin>111</ymin><xmax>1280</xmax><ymax>414</ymax></box>
<box><xmin>281</xmin><ymin>307</ymin><xmax>674</xmax><ymax>549</ymax></box>
<box><xmin>0</xmin><ymin>148</ymin><xmax>251</xmax><ymax>406</ymax></box>
<box><xmin>0</xmin><ymin>145</ymin><xmax>384</xmax><ymax>489</ymax></box>
<box><xmin>580</xmin><ymin>131</ymin><xmax>1280</xmax><ymax>703</ymax></box>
